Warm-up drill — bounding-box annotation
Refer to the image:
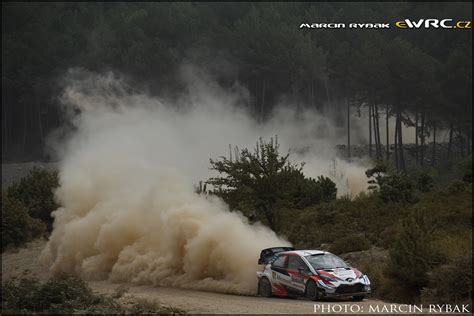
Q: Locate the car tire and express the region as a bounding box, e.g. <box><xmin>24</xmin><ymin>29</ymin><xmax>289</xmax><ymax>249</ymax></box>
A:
<box><xmin>258</xmin><ymin>277</ymin><xmax>272</xmax><ymax>297</ymax></box>
<box><xmin>353</xmin><ymin>295</ymin><xmax>365</xmax><ymax>301</ymax></box>
<box><xmin>305</xmin><ymin>280</ymin><xmax>319</xmax><ymax>301</ymax></box>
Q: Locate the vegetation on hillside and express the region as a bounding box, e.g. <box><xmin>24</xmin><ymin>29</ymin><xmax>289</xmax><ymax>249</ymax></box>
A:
<box><xmin>6</xmin><ymin>167</ymin><xmax>59</xmax><ymax>231</ymax></box>
<box><xmin>2</xmin><ymin>3</ymin><xmax>472</xmax><ymax>165</ymax></box>
<box><xmin>207</xmin><ymin>138</ymin><xmax>336</xmax><ymax>229</ymax></box>
<box><xmin>2</xmin><ymin>167</ymin><xmax>58</xmax><ymax>251</ymax></box>
<box><xmin>1</xmin><ymin>274</ymin><xmax>185</xmax><ymax>314</ymax></box>
<box><xmin>275</xmin><ymin>155</ymin><xmax>472</xmax><ymax>304</ymax></box>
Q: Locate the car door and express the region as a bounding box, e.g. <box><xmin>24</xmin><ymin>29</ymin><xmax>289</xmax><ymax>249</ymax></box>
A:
<box><xmin>270</xmin><ymin>254</ymin><xmax>292</xmax><ymax>288</ymax></box>
<box><xmin>287</xmin><ymin>255</ymin><xmax>310</xmax><ymax>293</ymax></box>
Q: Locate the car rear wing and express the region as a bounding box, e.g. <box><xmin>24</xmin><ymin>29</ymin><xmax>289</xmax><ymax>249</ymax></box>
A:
<box><xmin>258</xmin><ymin>247</ymin><xmax>295</xmax><ymax>265</ymax></box>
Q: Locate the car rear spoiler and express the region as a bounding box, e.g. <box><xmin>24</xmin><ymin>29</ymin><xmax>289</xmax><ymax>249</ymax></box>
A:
<box><xmin>258</xmin><ymin>247</ymin><xmax>295</xmax><ymax>265</ymax></box>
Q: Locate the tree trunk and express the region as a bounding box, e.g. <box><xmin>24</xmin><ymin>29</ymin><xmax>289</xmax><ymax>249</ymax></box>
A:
<box><xmin>369</xmin><ymin>104</ymin><xmax>372</xmax><ymax>158</ymax></box>
<box><xmin>2</xmin><ymin>95</ymin><xmax>7</xmax><ymax>153</ymax></box>
<box><xmin>347</xmin><ymin>99</ymin><xmax>351</xmax><ymax>159</ymax></box>
<box><xmin>35</xmin><ymin>90</ymin><xmax>44</xmax><ymax>158</ymax></box>
<box><xmin>394</xmin><ymin>116</ymin><xmax>399</xmax><ymax>170</ymax></box>
<box><xmin>397</xmin><ymin>108</ymin><xmax>406</xmax><ymax>172</ymax></box>
<box><xmin>431</xmin><ymin>122</ymin><xmax>437</xmax><ymax>167</ymax></box>
<box><xmin>420</xmin><ymin>110</ymin><xmax>425</xmax><ymax>167</ymax></box>
<box><xmin>467</xmin><ymin>132</ymin><xmax>472</xmax><ymax>156</ymax></box>
<box><xmin>23</xmin><ymin>99</ymin><xmax>28</xmax><ymax>153</ymax></box>
<box><xmin>372</xmin><ymin>104</ymin><xmax>378</xmax><ymax>159</ymax></box>
<box><xmin>374</xmin><ymin>104</ymin><xmax>382</xmax><ymax>159</ymax></box>
<box><xmin>415</xmin><ymin>108</ymin><xmax>419</xmax><ymax>165</ymax></box>
<box><xmin>447</xmin><ymin>122</ymin><xmax>454</xmax><ymax>159</ymax></box>
<box><xmin>386</xmin><ymin>104</ymin><xmax>389</xmax><ymax>161</ymax></box>
<box><xmin>260</xmin><ymin>78</ymin><xmax>265</xmax><ymax>123</ymax></box>
<box><xmin>324</xmin><ymin>75</ymin><xmax>331</xmax><ymax>105</ymax></box>
<box><xmin>255</xmin><ymin>76</ymin><xmax>259</xmax><ymax>119</ymax></box>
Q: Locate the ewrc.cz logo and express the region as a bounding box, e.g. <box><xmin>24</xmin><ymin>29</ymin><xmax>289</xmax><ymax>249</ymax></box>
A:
<box><xmin>300</xmin><ymin>19</ymin><xmax>472</xmax><ymax>30</ymax></box>
<box><xmin>395</xmin><ymin>19</ymin><xmax>471</xmax><ymax>29</ymax></box>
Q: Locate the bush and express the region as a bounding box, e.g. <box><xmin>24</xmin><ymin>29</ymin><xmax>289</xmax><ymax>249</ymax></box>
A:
<box><xmin>366</xmin><ymin>163</ymin><xmax>417</xmax><ymax>203</ymax></box>
<box><xmin>420</xmin><ymin>255</ymin><xmax>472</xmax><ymax>305</ymax></box>
<box><xmin>416</xmin><ymin>172</ymin><xmax>434</xmax><ymax>192</ymax></box>
<box><xmin>1</xmin><ymin>193</ymin><xmax>46</xmax><ymax>251</ymax></box>
<box><xmin>458</xmin><ymin>155</ymin><xmax>472</xmax><ymax>184</ymax></box>
<box><xmin>1</xmin><ymin>275</ymin><xmax>186</xmax><ymax>314</ymax></box>
<box><xmin>445</xmin><ymin>179</ymin><xmax>468</xmax><ymax>194</ymax></box>
<box><xmin>6</xmin><ymin>167</ymin><xmax>59</xmax><ymax>231</ymax></box>
<box><xmin>386</xmin><ymin>208</ymin><xmax>443</xmax><ymax>302</ymax></box>
<box><xmin>1</xmin><ymin>275</ymin><xmax>123</xmax><ymax>314</ymax></box>
<box><xmin>329</xmin><ymin>234</ymin><xmax>370</xmax><ymax>255</ymax></box>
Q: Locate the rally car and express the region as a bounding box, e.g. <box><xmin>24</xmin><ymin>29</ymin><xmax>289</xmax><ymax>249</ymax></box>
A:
<box><xmin>257</xmin><ymin>247</ymin><xmax>371</xmax><ymax>301</ymax></box>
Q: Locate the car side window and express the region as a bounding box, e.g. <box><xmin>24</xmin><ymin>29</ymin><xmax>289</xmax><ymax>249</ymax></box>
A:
<box><xmin>287</xmin><ymin>256</ymin><xmax>309</xmax><ymax>272</ymax></box>
<box><xmin>272</xmin><ymin>255</ymin><xmax>287</xmax><ymax>268</ymax></box>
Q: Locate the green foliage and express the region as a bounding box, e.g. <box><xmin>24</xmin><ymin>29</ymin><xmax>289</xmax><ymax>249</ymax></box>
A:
<box><xmin>1</xmin><ymin>193</ymin><xmax>46</xmax><ymax>251</ymax></box>
<box><xmin>386</xmin><ymin>208</ymin><xmax>442</xmax><ymax>302</ymax></box>
<box><xmin>1</xmin><ymin>275</ymin><xmax>122</xmax><ymax>314</ymax></box>
<box><xmin>420</xmin><ymin>254</ymin><xmax>472</xmax><ymax>305</ymax></box>
<box><xmin>445</xmin><ymin>180</ymin><xmax>469</xmax><ymax>194</ymax></box>
<box><xmin>207</xmin><ymin>137</ymin><xmax>336</xmax><ymax>230</ymax></box>
<box><xmin>458</xmin><ymin>154</ymin><xmax>472</xmax><ymax>184</ymax></box>
<box><xmin>1</xmin><ymin>275</ymin><xmax>186</xmax><ymax>314</ymax></box>
<box><xmin>6</xmin><ymin>167</ymin><xmax>59</xmax><ymax>231</ymax></box>
<box><xmin>366</xmin><ymin>163</ymin><xmax>416</xmax><ymax>203</ymax></box>
<box><xmin>276</xmin><ymin>181</ymin><xmax>471</xmax><ymax>304</ymax></box>
<box><xmin>416</xmin><ymin>172</ymin><xmax>434</xmax><ymax>192</ymax></box>
<box><xmin>329</xmin><ymin>234</ymin><xmax>370</xmax><ymax>255</ymax></box>
<box><xmin>2</xmin><ymin>3</ymin><xmax>472</xmax><ymax>163</ymax></box>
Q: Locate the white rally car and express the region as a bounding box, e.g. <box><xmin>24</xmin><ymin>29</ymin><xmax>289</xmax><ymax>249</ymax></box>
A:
<box><xmin>257</xmin><ymin>247</ymin><xmax>371</xmax><ymax>301</ymax></box>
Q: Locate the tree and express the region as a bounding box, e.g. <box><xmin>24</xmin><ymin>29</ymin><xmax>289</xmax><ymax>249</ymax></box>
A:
<box><xmin>1</xmin><ymin>193</ymin><xmax>46</xmax><ymax>251</ymax></box>
<box><xmin>6</xmin><ymin>167</ymin><xmax>59</xmax><ymax>231</ymax></box>
<box><xmin>366</xmin><ymin>162</ymin><xmax>416</xmax><ymax>203</ymax></box>
<box><xmin>387</xmin><ymin>208</ymin><xmax>440</xmax><ymax>301</ymax></box>
<box><xmin>207</xmin><ymin>137</ymin><xmax>336</xmax><ymax>230</ymax></box>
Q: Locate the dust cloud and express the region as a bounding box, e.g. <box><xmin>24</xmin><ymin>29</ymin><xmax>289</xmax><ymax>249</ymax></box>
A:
<box><xmin>40</xmin><ymin>67</ymin><xmax>369</xmax><ymax>294</ymax></box>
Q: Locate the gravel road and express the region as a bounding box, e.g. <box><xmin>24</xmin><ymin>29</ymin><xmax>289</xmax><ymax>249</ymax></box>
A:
<box><xmin>2</xmin><ymin>240</ymin><xmax>440</xmax><ymax>315</ymax></box>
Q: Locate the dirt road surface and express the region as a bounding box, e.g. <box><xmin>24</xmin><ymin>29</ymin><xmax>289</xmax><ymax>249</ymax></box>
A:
<box><xmin>3</xmin><ymin>240</ymin><xmax>446</xmax><ymax>314</ymax></box>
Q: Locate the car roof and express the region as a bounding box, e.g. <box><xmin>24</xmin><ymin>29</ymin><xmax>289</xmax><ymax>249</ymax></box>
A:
<box><xmin>281</xmin><ymin>250</ymin><xmax>328</xmax><ymax>256</ymax></box>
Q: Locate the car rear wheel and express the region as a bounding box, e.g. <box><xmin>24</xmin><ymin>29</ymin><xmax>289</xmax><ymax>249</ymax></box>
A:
<box><xmin>258</xmin><ymin>277</ymin><xmax>272</xmax><ymax>297</ymax></box>
<box><xmin>305</xmin><ymin>280</ymin><xmax>319</xmax><ymax>301</ymax></box>
<box><xmin>353</xmin><ymin>295</ymin><xmax>365</xmax><ymax>301</ymax></box>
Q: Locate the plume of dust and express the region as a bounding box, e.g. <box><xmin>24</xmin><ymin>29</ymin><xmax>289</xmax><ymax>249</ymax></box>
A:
<box><xmin>41</xmin><ymin>67</ymin><xmax>368</xmax><ymax>294</ymax></box>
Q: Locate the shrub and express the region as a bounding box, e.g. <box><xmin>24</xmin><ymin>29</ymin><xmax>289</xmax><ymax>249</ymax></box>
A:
<box><xmin>420</xmin><ymin>255</ymin><xmax>472</xmax><ymax>305</ymax></box>
<box><xmin>445</xmin><ymin>179</ymin><xmax>468</xmax><ymax>194</ymax></box>
<box><xmin>1</xmin><ymin>193</ymin><xmax>46</xmax><ymax>251</ymax></box>
<box><xmin>386</xmin><ymin>208</ymin><xmax>443</xmax><ymax>302</ymax></box>
<box><xmin>416</xmin><ymin>172</ymin><xmax>434</xmax><ymax>192</ymax></box>
<box><xmin>1</xmin><ymin>275</ymin><xmax>187</xmax><ymax>314</ymax></box>
<box><xmin>1</xmin><ymin>275</ymin><xmax>122</xmax><ymax>314</ymax></box>
<box><xmin>366</xmin><ymin>163</ymin><xmax>417</xmax><ymax>203</ymax></box>
<box><xmin>458</xmin><ymin>154</ymin><xmax>472</xmax><ymax>184</ymax></box>
<box><xmin>329</xmin><ymin>234</ymin><xmax>370</xmax><ymax>255</ymax></box>
<box><xmin>355</xmin><ymin>250</ymin><xmax>391</xmax><ymax>299</ymax></box>
<box><xmin>6</xmin><ymin>167</ymin><xmax>59</xmax><ymax>231</ymax></box>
